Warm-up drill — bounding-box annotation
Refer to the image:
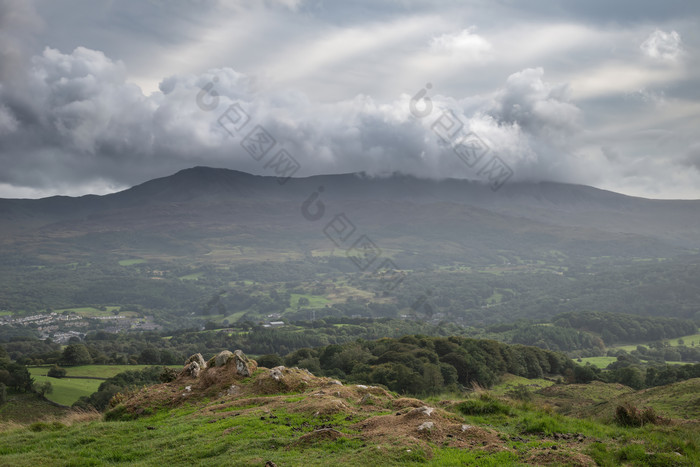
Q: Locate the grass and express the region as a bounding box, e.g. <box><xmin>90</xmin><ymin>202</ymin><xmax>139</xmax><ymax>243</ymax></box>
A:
<box><xmin>1</xmin><ymin>375</ymin><xmax>699</xmax><ymax>465</ymax></box>
<box><xmin>0</xmin><ymin>393</ymin><xmax>68</xmax><ymax>423</ymax></box>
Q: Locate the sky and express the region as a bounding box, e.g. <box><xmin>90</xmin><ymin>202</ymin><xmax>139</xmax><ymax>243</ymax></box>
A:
<box><xmin>1</xmin><ymin>0</ymin><xmax>699</xmax><ymax>199</ymax></box>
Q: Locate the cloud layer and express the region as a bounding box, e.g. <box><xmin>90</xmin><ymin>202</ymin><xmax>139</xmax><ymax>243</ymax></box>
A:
<box><xmin>0</xmin><ymin>0</ymin><xmax>699</xmax><ymax>199</ymax></box>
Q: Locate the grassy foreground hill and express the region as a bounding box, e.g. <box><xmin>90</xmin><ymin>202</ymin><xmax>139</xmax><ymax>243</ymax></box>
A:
<box><xmin>1</xmin><ymin>351</ymin><xmax>698</xmax><ymax>466</ymax></box>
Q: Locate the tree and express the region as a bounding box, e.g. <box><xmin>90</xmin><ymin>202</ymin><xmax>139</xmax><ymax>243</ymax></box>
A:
<box><xmin>34</xmin><ymin>381</ymin><xmax>53</xmax><ymax>397</ymax></box>
<box><xmin>138</xmin><ymin>347</ymin><xmax>161</xmax><ymax>365</ymax></box>
<box><xmin>257</xmin><ymin>354</ymin><xmax>284</xmax><ymax>368</ymax></box>
<box><xmin>0</xmin><ymin>383</ymin><xmax>6</xmax><ymax>405</ymax></box>
<box><xmin>61</xmin><ymin>344</ymin><xmax>93</xmax><ymax>365</ymax></box>
<box><xmin>48</xmin><ymin>365</ymin><xmax>67</xmax><ymax>378</ymax></box>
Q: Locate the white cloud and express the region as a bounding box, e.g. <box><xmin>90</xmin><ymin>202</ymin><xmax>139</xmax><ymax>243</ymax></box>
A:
<box><xmin>429</xmin><ymin>28</ymin><xmax>492</xmax><ymax>60</ymax></box>
<box><xmin>640</xmin><ymin>29</ymin><xmax>684</xmax><ymax>62</ymax></box>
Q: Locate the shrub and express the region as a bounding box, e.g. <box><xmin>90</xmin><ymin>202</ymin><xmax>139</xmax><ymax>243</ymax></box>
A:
<box><xmin>47</xmin><ymin>365</ymin><xmax>67</xmax><ymax>378</ymax></box>
<box><xmin>104</xmin><ymin>404</ymin><xmax>133</xmax><ymax>421</ymax></box>
<box><xmin>456</xmin><ymin>393</ymin><xmax>512</xmax><ymax>416</ymax></box>
<box><xmin>159</xmin><ymin>367</ymin><xmax>178</xmax><ymax>383</ymax></box>
<box><xmin>28</xmin><ymin>421</ymin><xmax>64</xmax><ymax>432</ymax></box>
<box><xmin>614</xmin><ymin>404</ymin><xmax>667</xmax><ymax>427</ymax></box>
<box><xmin>505</xmin><ymin>384</ymin><xmax>533</xmax><ymax>402</ymax></box>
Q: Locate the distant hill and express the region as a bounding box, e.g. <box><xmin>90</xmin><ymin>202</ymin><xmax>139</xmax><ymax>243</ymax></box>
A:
<box><xmin>1</xmin><ymin>166</ymin><xmax>699</xmax><ymax>263</ymax></box>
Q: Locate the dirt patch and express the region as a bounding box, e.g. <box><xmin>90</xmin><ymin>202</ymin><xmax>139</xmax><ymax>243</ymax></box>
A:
<box><xmin>352</xmin><ymin>404</ymin><xmax>508</xmax><ymax>454</ymax></box>
<box><xmin>288</xmin><ymin>428</ymin><xmax>346</xmax><ymax>448</ymax></box>
<box><xmin>525</xmin><ymin>449</ymin><xmax>596</xmax><ymax>466</ymax></box>
<box><xmin>392</xmin><ymin>397</ymin><xmax>425</xmax><ymax>410</ymax></box>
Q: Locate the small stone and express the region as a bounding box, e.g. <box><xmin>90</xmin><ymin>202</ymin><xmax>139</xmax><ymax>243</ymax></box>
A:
<box><xmin>417</xmin><ymin>421</ymin><xmax>434</xmax><ymax>431</ymax></box>
<box><xmin>461</xmin><ymin>424</ymin><xmax>473</xmax><ymax>431</ymax></box>
<box><xmin>270</xmin><ymin>366</ymin><xmax>285</xmax><ymax>381</ymax></box>
<box><xmin>408</xmin><ymin>406</ymin><xmax>434</xmax><ymax>417</ymax></box>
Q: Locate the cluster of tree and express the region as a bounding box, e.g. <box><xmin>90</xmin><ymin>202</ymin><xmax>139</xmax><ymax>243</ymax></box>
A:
<box><xmin>609</xmin><ymin>342</ymin><xmax>700</xmax><ymax>365</ymax></box>
<box><xmin>0</xmin><ymin>346</ymin><xmax>33</xmax><ymax>394</ymax></box>
<box><xmin>510</xmin><ymin>324</ymin><xmax>605</xmax><ymax>353</ymax></box>
<box><xmin>579</xmin><ymin>358</ymin><xmax>700</xmax><ymax>390</ymax></box>
<box><xmin>73</xmin><ymin>366</ymin><xmax>166</xmax><ymax>411</ymax></box>
<box><xmin>276</xmin><ymin>335</ymin><xmax>576</xmax><ymax>394</ymax></box>
<box><xmin>554</xmin><ymin>311</ymin><xmax>696</xmax><ymax>345</ymax></box>
<box><xmin>0</xmin><ymin>261</ymin><xmax>208</xmax><ymax>316</ymax></box>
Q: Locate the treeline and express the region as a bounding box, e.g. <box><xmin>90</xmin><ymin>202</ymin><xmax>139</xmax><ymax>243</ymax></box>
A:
<box><xmin>625</xmin><ymin>342</ymin><xmax>700</xmax><ymax>363</ymax></box>
<box><xmin>509</xmin><ymin>324</ymin><xmax>605</xmax><ymax>353</ymax></box>
<box><xmin>3</xmin><ymin>318</ymin><xmax>474</xmax><ymax>365</ymax></box>
<box><xmin>274</xmin><ymin>335</ymin><xmax>575</xmax><ymax>394</ymax></box>
<box><xmin>578</xmin><ymin>359</ymin><xmax>700</xmax><ymax>390</ymax></box>
<box><xmin>554</xmin><ymin>311</ymin><xmax>696</xmax><ymax>345</ymax></box>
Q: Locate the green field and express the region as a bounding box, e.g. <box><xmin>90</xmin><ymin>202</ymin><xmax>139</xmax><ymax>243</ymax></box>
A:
<box><xmin>610</xmin><ymin>331</ymin><xmax>700</xmax><ymax>353</ymax></box>
<box><xmin>29</xmin><ymin>373</ymin><xmax>102</xmax><ymax>406</ymax></box>
<box><xmin>28</xmin><ymin>365</ymin><xmax>180</xmax><ymax>405</ymax></box>
<box><xmin>578</xmin><ymin>356</ymin><xmax>618</xmax><ymax>368</ymax></box>
<box><xmin>179</xmin><ymin>272</ymin><xmax>203</xmax><ymax>281</ymax></box>
<box><xmin>288</xmin><ymin>293</ymin><xmax>331</xmax><ymax>309</ymax></box>
<box><xmin>118</xmin><ymin>259</ymin><xmax>146</xmax><ymax>266</ymax></box>
<box><xmin>489</xmin><ymin>373</ymin><xmax>555</xmax><ymax>395</ymax></box>
<box><xmin>53</xmin><ymin>306</ymin><xmax>122</xmax><ymax>317</ymax></box>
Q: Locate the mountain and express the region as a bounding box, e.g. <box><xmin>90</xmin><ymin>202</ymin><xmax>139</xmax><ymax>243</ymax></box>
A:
<box><xmin>1</xmin><ymin>166</ymin><xmax>699</xmax><ymax>264</ymax></box>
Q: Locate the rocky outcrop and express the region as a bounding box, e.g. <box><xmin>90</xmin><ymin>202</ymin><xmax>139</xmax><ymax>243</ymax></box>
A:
<box><xmin>233</xmin><ymin>349</ymin><xmax>255</xmax><ymax>377</ymax></box>
<box><xmin>214</xmin><ymin>350</ymin><xmax>234</xmax><ymax>367</ymax></box>
<box><xmin>181</xmin><ymin>353</ymin><xmax>208</xmax><ymax>378</ymax></box>
<box><xmin>181</xmin><ymin>350</ymin><xmax>256</xmax><ymax>379</ymax></box>
<box><xmin>185</xmin><ymin>353</ymin><xmax>207</xmax><ymax>369</ymax></box>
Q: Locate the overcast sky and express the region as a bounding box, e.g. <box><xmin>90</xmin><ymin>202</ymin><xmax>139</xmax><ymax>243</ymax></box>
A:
<box><xmin>1</xmin><ymin>0</ymin><xmax>699</xmax><ymax>199</ymax></box>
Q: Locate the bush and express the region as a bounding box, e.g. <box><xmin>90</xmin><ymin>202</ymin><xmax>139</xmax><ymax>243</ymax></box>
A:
<box><xmin>257</xmin><ymin>354</ymin><xmax>284</xmax><ymax>368</ymax></box>
<box><xmin>614</xmin><ymin>404</ymin><xmax>667</xmax><ymax>427</ymax></box>
<box><xmin>456</xmin><ymin>393</ymin><xmax>513</xmax><ymax>416</ymax></box>
<box><xmin>28</xmin><ymin>421</ymin><xmax>65</xmax><ymax>432</ymax></box>
<box><xmin>104</xmin><ymin>404</ymin><xmax>133</xmax><ymax>422</ymax></box>
<box><xmin>48</xmin><ymin>365</ymin><xmax>67</xmax><ymax>378</ymax></box>
<box><xmin>505</xmin><ymin>384</ymin><xmax>533</xmax><ymax>402</ymax></box>
<box><xmin>159</xmin><ymin>367</ymin><xmax>178</xmax><ymax>383</ymax></box>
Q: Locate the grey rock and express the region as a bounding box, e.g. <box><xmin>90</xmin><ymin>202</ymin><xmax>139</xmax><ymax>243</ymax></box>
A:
<box><xmin>214</xmin><ymin>350</ymin><xmax>234</xmax><ymax>367</ymax></box>
<box><xmin>184</xmin><ymin>353</ymin><xmax>207</xmax><ymax>369</ymax></box>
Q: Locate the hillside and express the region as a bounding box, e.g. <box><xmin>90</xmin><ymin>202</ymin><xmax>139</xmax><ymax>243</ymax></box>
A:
<box><xmin>1</xmin><ymin>350</ymin><xmax>698</xmax><ymax>466</ymax></box>
<box><xmin>2</xmin><ymin>166</ymin><xmax>700</xmax><ymax>260</ymax></box>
